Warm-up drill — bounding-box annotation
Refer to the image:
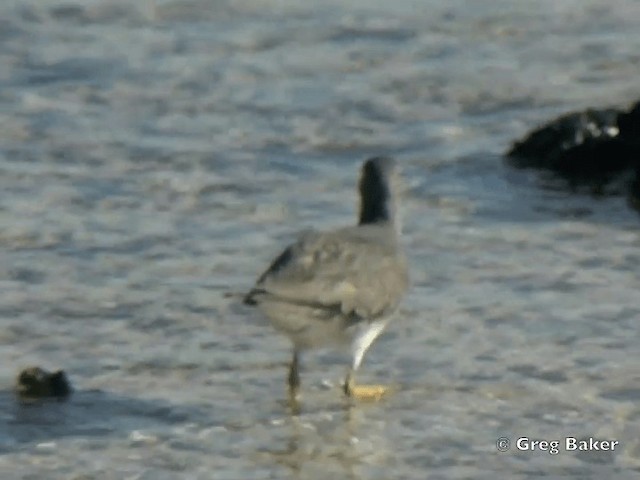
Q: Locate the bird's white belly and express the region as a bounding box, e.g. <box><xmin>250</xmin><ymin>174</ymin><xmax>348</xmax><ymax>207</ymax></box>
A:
<box><xmin>256</xmin><ymin>299</ymin><xmax>354</xmax><ymax>350</ymax></box>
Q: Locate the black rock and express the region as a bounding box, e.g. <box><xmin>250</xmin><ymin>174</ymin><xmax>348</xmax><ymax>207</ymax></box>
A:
<box><xmin>16</xmin><ymin>366</ymin><xmax>72</xmax><ymax>400</ymax></box>
<box><xmin>618</xmin><ymin>100</ymin><xmax>640</xmax><ymax>146</ymax></box>
<box><xmin>629</xmin><ymin>168</ymin><xmax>640</xmax><ymax>212</ymax></box>
<box><xmin>506</xmin><ymin>101</ymin><xmax>640</xmax><ymax>198</ymax></box>
<box><xmin>508</xmin><ymin>108</ymin><xmax>635</xmax><ymax>185</ymax></box>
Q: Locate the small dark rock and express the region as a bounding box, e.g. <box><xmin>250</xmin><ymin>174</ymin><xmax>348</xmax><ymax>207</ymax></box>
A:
<box><xmin>16</xmin><ymin>366</ymin><xmax>72</xmax><ymax>400</ymax></box>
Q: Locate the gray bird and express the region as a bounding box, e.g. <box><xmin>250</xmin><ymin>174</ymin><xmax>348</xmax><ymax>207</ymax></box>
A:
<box><xmin>244</xmin><ymin>157</ymin><xmax>409</xmax><ymax>400</ymax></box>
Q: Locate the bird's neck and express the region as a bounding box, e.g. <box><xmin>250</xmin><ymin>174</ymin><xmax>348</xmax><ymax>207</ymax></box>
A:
<box><xmin>359</xmin><ymin>193</ymin><xmax>394</xmax><ymax>225</ymax></box>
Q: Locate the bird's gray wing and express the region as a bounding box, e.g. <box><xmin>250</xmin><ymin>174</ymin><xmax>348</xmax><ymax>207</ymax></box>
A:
<box><xmin>245</xmin><ymin>227</ymin><xmax>408</xmax><ymax>318</ymax></box>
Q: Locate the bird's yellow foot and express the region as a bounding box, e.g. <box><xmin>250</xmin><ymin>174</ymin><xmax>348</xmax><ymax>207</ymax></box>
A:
<box><xmin>346</xmin><ymin>384</ymin><xmax>390</xmax><ymax>401</ymax></box>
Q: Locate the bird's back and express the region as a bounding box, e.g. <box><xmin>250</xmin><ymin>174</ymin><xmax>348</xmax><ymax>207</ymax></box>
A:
<box><xmin>245</xmin><ymin>222</ymin><xmax>408</xmax><ymax>321</ymax></box>
<box><xmin>244</xmin><ymin>157</ymin><xmax>408</xmax><ymax>348</ymax></box>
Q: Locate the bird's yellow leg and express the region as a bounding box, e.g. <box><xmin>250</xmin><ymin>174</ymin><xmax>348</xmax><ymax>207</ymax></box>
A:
<box><xmin>285</xmin><ymin>351</ymin><xmax>302</xmax><ymax>414</ymax></box>
<box><xmin>344</xmin><ymin>372</ymin><xmax>391</xmax><ymax>401</ymax></box>
<box><xmin>287</xmin><ymin>351</ymin><xmax>300</xmax><ymax>396</ymax></box>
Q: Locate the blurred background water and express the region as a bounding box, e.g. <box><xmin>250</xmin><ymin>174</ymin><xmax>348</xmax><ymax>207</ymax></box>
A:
<box><xmin>1</xmin><ymin>0</ymin><xmax>639</xmax><ymax>478</ymax></box>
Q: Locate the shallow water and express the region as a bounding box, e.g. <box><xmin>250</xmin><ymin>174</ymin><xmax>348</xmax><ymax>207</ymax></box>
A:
<box><xmin>1</xmin><ymin>0</ymin><xmax>640</xmax><ymax>478</ymax></box>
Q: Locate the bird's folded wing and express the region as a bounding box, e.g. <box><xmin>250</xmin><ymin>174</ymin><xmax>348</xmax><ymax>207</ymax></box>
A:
<box><xmin>251</xmin><ymin>229</ymin><xmax>408</xmax><ymax>318</ymax></box>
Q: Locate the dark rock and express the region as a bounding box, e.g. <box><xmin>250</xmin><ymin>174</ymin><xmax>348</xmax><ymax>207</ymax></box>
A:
<box><xmin>15</xmin><ymin>366</ymin><xmax>72</xmax><ymax>400</ymax></box>
<box><xmin>508</xmin><ymin>108</ymin><xmax>621</xmax><ymax>165</ymax></box>
<box><xmin>506</xmin><ymin>100</ymin><xmax>640</xmax><ymax>199</ymax></box>
<box><xmin>629</xmin><ymin>168</ymin><xmax>640</xmax><ymax>212</ymax></box>
<box><xmin>618</xmin><ymin>100</ymin><xmax>640</xmax><ymax>146</ymax></box>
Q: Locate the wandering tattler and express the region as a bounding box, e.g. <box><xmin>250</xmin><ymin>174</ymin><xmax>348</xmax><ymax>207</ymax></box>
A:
<box><xmin>244</xmin><ymin>157</ymin><xmax>409</xmax><ymax>401</ymax></box>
